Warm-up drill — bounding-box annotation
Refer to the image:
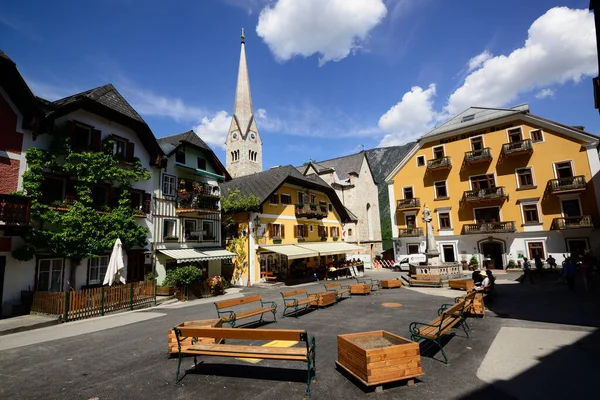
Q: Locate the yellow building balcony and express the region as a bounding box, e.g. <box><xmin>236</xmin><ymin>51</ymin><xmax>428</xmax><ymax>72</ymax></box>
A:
<box><xmin>546</xmin><ymin>176</ymin><xmax>586</xmax><ymax>194</ymax></box>
<box><xmin>295</xmin><ymin>203</ymin><xmax>327</xmax><ymax>219</ymax></box>
<box><xmin>501</xmin><ymin>139</ymin><xmax>533</xmax><ymax>156</ymax></box>
<box><xmin>398</xmin><ymin>227</ymin><xmax>423</xmax><ymax>237</ymax></box>
<box><xmin>551</xmin><ymin>215</ymin><xmax>593</xmax><ymax>230</ymax></box>
<box><xmin>427</xmin><ymin>156</ymin><xmax>452</xmax><ymax>171</ymax></box>
<box><xmin>464</xmin><ymin>148</ymin><xmax>492</xmax><ymax>164</ymax></box>
<box><xmin>462</xmin><ymin>221</ymin><xmax>516</xmax><ymax>234</ymax></box>
<box><xmin>397</xmin><ymin>198</ymin><xmax>421</xmax><ymax>210</ymax></box>
<box><xmin>462</xmin><ymin>187</ymin><xmax>507</xmax><ymax>204</ymax></box>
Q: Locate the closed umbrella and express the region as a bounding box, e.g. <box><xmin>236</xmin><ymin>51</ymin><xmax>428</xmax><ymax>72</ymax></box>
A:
<box><xmin>103</xmin><ymin>238</ymin><xmax>127</xmax><ymax>286</ymax></box>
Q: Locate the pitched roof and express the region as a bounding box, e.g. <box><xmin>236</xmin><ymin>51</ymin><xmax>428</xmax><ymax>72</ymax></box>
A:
<box><xmin>48</xmin><ymin>84</ymin><xmax>144</xmax><ymax>123</ymax></box>
<box><xmin>365</xmin><ymin>143</ymin><xmax>416</xmax><ymax>185</ymax></box>
<box><xmin>306</xmin><ymin>152</ymin><xmax>365</xmax><ymax>180</ymax></box>
<box><xmin>421</xmin><ymin>104</ymin><xmax>530</xmax><ymax>139</ymax></box>
<box><xmin>220</xmin><ymin>165</ymin><xmax>355</xmax><ymax>222</ymax></box>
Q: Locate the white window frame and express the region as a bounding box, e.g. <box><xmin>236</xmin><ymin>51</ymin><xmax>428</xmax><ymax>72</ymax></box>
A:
<box><xmin>433</xmin><ymin>180</ymin><xmax>449</xmax><ymax>199</ymax></box>
<box><xmin>89</xmin><ymin>255</ymin><xmax>109</xmax><ymax>285</ymax></box>
<box><xmin>519</xmin><ymin>200</ymin><xmax>541</xmax><ymax>225</ymax></box>
<box><xmin>436</xmin><ymin>208</ymin><xmax>453</xmax><ymax>230</ymax></box>
<box><xmin>163</xmin><ymin>219</ymin><xmax>177</xmax><ymax>240</ymax></box>
<box><xmin>529</xmin><ymin>128</ymin><xmax>545</xmax><ymax>143</ymax></box>
<box><xmin>431</xmin><ymin>144</ymin><xmax>446</xmax><ymax>159</ymax></box>
<box><xmin>404</xmin><ymin>211</ymin><xmax>417</xmax><ymax>228</ymax></box>
<box><xmin>524</xmin><ymin>239</ymin><xmax>547</xmax><ymax>259</ymax></box>
<box><xmin>402</xmin><ymin>186</ymin><xmax>414</xmax><ymax>199</ymax></box>
<box><xmin>506</xmin><ymin>126</ymin><xmax>524</xmax><ymax>142</ymax></box>
<box><xmin>468</xmin><ymin>173</ymin><xmax>497</xmax><ymax>190</ymax></box>
<box><xmin>472</xmin><ymin>206</ymin><xmax>503</xmax><ymax>223</ymax></box>
<box><xmin>37</xmin><ymin>258</ymin><xmax>64</xmax><ymax>292</ymax></box>
<box><xmin>273</xmin><ymin>223</ymin><xmax>283</xmax><ymax>239</ymax></box>
<box><xmin>162</xmin><ymin>173</ymin><xmax>177</xmax><ymax>197</ymax></box>
<box><xmin>202</xmin><ymin>220</ymin><xmax>215</xmax><ymax>241</ymax></box>
<box><xmin>515</xmin><ymin>166</ymin><xmax>536</xmax><ymax>189</ymax></box>
<box><xmin>440</xmin><ymin>242</ymin><xmax>458</xmax><ymax>263</ymax></box>
<box><xmin>280</xmin><ymin>193</ymin><xmax>291</xmax><ymax>205</ymax></box>
<box><xmin>553</xmin><ymin>160</ymin><xmax>575</xmax><ymax>179</ymax></box>
<box><xmin>269</xmin><ymin>193</ymin><xmax>279</xmax><ymax>205</ymax></box>
<box><xmin>469</xmin><ymin>135</ymin><xmax>485</xmax><ymax>151</ymax></box>
<box><xmin>416</xmin><ymin>155</ymin><xmax>426</xmax><ymax>168</ymax></box>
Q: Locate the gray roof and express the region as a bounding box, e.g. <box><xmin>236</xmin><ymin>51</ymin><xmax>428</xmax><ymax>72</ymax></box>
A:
<box><xmin>158</xmin><ymin>130</ymin><xmax>211</xmax><ymax>155</ymax></box>
<box><xmin>344</xmin><ymin>206</ymin><xmax>358</xmax><ymax>221</ymax></box>
<box><xmin>365</xmin><ymin>143</ymin><xmax>415</xmax><ymax>185</ymax></box>
<box><xmin>49</xmin><ymin>84</ymin><xmax>145</xmax><ymax>123</ymax></box>
<box><xmin>307</xmin><ymin>152</ymin><xmax>365</xmax><ymax>180</ymax></box>
<box><xmin>421</xmin><ymin>104</ymin><xmax>529</xmax><ymax>139</ymax></box>
<box><xmin>220</xmin><ymin>165</ymin><xmax>355</xmax><ymax>222</ymax></box>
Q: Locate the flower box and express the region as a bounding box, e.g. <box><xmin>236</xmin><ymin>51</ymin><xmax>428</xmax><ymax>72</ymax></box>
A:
<box><xmin>337</xmin><ymin>331</ymin><xmax>423</xmax><ymax>387</ymax></box>
<box><xmin>333</xmin><ymin>237</ymin><xmax>339</xmax><ymax>241</ymax></box>
<box><xmin>320</xmin><ymin>237</ymin><xmax>327</xmax><ymax>241</ymax></box>
<box><xmin>320</xmin><ymin>206</ymin><xmax>327</xmax><ymax>212</ymax></box>
<box><xmin>295</xmin><ymin>203</ymin><xmax>304</xmax><ymax>208</ymax></box>
<box><xmin>297</xmin><ymin>238</ymin><xmax>305</xmax><ymax>243</ymax></box>
<box><xmin>272</xmin><ymin>239</ymin><xmax>282</xmax><ymax>244</ymax></box>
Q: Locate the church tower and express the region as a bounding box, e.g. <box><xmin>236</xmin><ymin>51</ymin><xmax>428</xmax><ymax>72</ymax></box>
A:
<box><xmin>226</xmin><ymin>29</ymin><xmax>263</xmax><ymax>178</ymax></box>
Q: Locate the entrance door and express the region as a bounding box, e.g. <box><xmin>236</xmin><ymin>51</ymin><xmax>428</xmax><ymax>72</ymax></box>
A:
<box><xmin>561</xmin><ymin>199</ymin><xmax>581</xmax><ymax>217</ymax></box>
<box><xmin>127</xmin><ymin>251</ymin><xmax>146</xmax><ymax>282</ymax></box>
<box><xmin>480</xmin><ymin>242</ymin><xmax>503</xmax><ymax>269</ymax></box>
<box><xmin>0</xmin><ymin>256</ymin><xmax>5</xmax><ymax>316</ymax></box>
<box><xmin>442</xmin><ymin>245</ymin><xmax>456</xmax><ymax>262</ymax></box>
<box><xmin>567</xmin><ymin>239</ymin><xmax>589</xmax><ymax>255</ymax></box>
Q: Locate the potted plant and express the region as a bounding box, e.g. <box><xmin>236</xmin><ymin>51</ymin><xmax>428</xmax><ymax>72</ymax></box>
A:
<box><xmin>273</xmin><ymin>238</ymin><xmax>282</xmax><ymax>244</ymax></box>
<box><xmin>468</xmin><ymin>255</ymin><xmax>479</xmax><ymax>271</ymax></box>
<box><xmin>320</xmin><ymin>205</ymin><xmax>327</xmax><ymax>212</ymax></box>
<box><xmin>320</xmin><ymin>236</ymin><xmax>327</xmax><ymax>241</ymax></box>
<box><xmin>163</xmin><ymin>265</ymin><xmax>204</xmax><ymax>301</ymax></box>
<box><xmin>298</xmin><ymin>238</ymin><xmax>305</xmax><ymax>243</ymax></box>
<box><xmin>507</xmin><ymin>259</ymin><xmax>517</xmax><ymax>269</ymax></box>
<box><xmin>164</xmin><ymin>235</ymin><xmax>179</xmax><ymax>242</ymax></box>
<box><xmin>295</xmin><ymin>203</ymin><xmax>304</xmax><ymax>208</ymax></box>
<box><xmin>460</xmin><ymin>256</ymin><xmax>468</xmax><ymax>270</ymax></box>
<box><xmin>333</xmin><ymin>237</ymin><xmax>339</xmax><ymax>241</ymax></box>
<box><xmin>309</xmin><ymin>203</ymin><xmax>317</xmax><ymax>210</ymax></box>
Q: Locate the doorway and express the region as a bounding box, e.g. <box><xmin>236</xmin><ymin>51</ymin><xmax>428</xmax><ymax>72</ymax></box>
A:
<box><xmin>442</xmin><ymin>244</ymin><xmax>456</xmax><ymax>263</ymax></box>
<box><xmin>480</xmin><ymin>241</ymin><xmax>504</xmax><ymax>269</ymax></box>
<box><xmin>0</xmin><ymin>256</ymin><xmax>5</xmax><ymax>316</ymax></box>
<box><xmin>561</xmin><ymin>199</ymin><xmax>582</xmax><ymax>217</ymax></box>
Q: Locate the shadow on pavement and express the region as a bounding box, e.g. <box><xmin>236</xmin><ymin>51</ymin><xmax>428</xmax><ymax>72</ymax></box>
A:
<box><xmin>184</xmin><ymin>362</ymin><xmax>307</xmax><ymax>384</ymax></box>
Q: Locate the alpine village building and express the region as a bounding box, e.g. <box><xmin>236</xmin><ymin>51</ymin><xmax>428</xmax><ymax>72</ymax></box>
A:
<box><xmin>386</xmin><ymin>104</ymin><xmax>600</xmax><ymax>269</ymax></box>
<box><xmin>300</xmin><ymin>152</ymin><xmax>383</xmax><ymax>258</ymax></box>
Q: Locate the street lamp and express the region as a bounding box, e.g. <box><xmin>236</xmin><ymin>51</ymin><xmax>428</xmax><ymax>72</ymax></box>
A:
<box><xmin>252</xmin><ymin>215</ymin><xmax>261</xmax><ymax>238</ymax></box>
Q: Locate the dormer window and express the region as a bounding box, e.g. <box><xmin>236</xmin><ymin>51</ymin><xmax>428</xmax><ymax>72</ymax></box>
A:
<box><xmin>197</xmin><ymin>157</ymin><xmax>206</xmax><ymax>170</ymax></box>
<box><xmin>175</xmin><ymin>151</ymin><xmax>186</xmax><ymax>164</ymax></box>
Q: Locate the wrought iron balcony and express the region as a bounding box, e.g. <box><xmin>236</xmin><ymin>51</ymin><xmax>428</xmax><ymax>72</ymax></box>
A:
<box><xmin>551</xmin><ymin>215</ymin><xmax>593</xmax><ymax>230</ymax></box>
<box><xmin>464</xmin><ymin>148</ymin><xmax>492</xmax><ymax>164</ymax></box>
<box><xmin>501</xmin><ymin>139</ymin><xmax>533</xmax><ymax>156</ymax></box>
<box><xmin>462</xmin><ymin>187</ymin><xmax>507</xmax><ymax>203</ymax></box>
<box><xmin>546</xmin><ymin>175</ymin><xmax>586</xmax><ymax>194</ymax></box>
<box><xmin>462</xmin><ymin>221</ymin><xmax>516</xmax><ymax>234</ymax></box>
<box><xmin>176</xmin><ymin>192</ymin><xmax>220</xmax><ymax>214</ymax></box>
<box><xmin>427</xmin><ymin>156</ymin><xmax>452</xmax><ymax>170</ymax></box>
<box><xmin>397</xmin><ymin>198</ymin><xmax>421</xmax><ymax>210</ymax></box>
<box><xmin>295</xmin><ymin>203</ymin><xmax>327</xmax><ymax>219</ymax></box>
<box><xmin>398</xmin><ymin>227</ymin><xmax>423</xmax><ymax>237</ymax></box>
<box><xmin>0</xmin><ymin>194</ymin><xmax>31</xmax><ymax>228</ymax></box>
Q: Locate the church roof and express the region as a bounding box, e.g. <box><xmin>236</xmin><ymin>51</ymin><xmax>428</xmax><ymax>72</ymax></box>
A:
<box><xmin>220</xmin><ymin>165</ymin><xmax>356</xmax><ymax>222</ymax></box>
<box><xmin>230</xmin><ymin>32</ymin><xmax>259</xmax><ymax>140</ymax></box>
<box><xmin>303</xmin><ymin>152</ymin><xmax>365</xmax><ymax>181</ymax></box>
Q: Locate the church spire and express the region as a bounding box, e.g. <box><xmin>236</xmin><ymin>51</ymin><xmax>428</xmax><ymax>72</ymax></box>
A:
<box><xmin>226</xmin><ymin>29</ymin><xmax>262</xmax><ymax>178</ymax></box>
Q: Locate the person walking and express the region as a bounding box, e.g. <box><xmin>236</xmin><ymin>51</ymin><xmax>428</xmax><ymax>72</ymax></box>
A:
<box><xmin>518</xmin><ymin>257</ymin><xmax>534</xmax><ymax>284</ymax></box>
<box><xmin>564</xmin><ymin>257</ymin><xmax>577</xmax><ymax>291</ymax></box>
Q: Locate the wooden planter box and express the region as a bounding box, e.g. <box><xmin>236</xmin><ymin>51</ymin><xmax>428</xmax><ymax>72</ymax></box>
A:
<box><xmin>381</xmin><ymin>280</ymin><xmax>402</xmax><ymax>289</ymax></box>
<box><xmin>168</xmin><ymin>318</ymin><xmax>223</xmax><ymax>354</ymax></box>
<box><xmin>350</xmin><ymin>284</ymin><xmax>371</xmax><ymax>295</ymax></box>
<box><xmin>471</xmin><ymin>292</ymin><xmax>485</xmax><ymax>315</ymax></box>
<box><xmin>448</xmin><ymin>279</ymin><xmax>474</xmax><ymax>291</ymax></box>
<box><xmin>337</xmin><ymin>331</ymin><xmax>423</xmax><ymax>387</ymax></box>
<box><xmin>309</xmin><ymin>291</ymin><xmax>337</xmax><ymax>308</ymax></box>
<box><xmin>156</xmin><ymin>286</ymin><xmax>176</xmax><ymax>296</ymax></box>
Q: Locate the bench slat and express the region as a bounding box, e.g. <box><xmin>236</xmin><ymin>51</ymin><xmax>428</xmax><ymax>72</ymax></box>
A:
<box><xmin>215</xmin><ymin>295</ymin><xmax>262</xmax><ymax>309</ymax></box>
<box><xmin>184</xmin><ymin>350</ymin><xmax>309</xmax><ymax>361</ymax></box>
<box><xmin>176</xmin><ymin>327</ymin><xmax>305</xmax><ymax>342</ymax></box>
<box><xmin>189</xmin><ymin>343</ymin><xmax>307</xmax><ymax>357</ymax></box>
<box><xmin>234</xmin><ymin>307</ymin><xmax>275</xmax><ymax>319</ymax></box>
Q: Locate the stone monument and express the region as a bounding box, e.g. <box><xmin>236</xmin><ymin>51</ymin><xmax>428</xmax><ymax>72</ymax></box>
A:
<box><xmin>421</xmin><ymin>205</ymin><xmax>441</xmax><ymax>266</ymax></box>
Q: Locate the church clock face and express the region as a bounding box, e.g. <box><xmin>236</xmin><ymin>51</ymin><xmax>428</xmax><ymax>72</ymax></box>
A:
<box><xmin>250</xmin><ymin>133</ymin><xmax>256</xmax><ymax>140</ymax></box>
<box><xmin>232</xmin><ymin>133</ymin><xmax>238</xmax><ymax>140</ymax></box>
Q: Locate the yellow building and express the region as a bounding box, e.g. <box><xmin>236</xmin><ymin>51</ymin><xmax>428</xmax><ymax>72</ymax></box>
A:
<box><xmin>220</xmin><ymin>165</ymin><xmax>361</xmax><ymax>285</ymax></box>
<box><xmin>385</xmin><ymin>104</ymin><xmax>600</xmax><ymax>269</ymax></box>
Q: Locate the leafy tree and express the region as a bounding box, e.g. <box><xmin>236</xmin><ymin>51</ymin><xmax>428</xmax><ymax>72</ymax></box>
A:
<box><xmin>220</xmin><ymin>188</ymin><xmax>260</xmax><ymax>214</ymax></box>
<box><xmin>13</xmin><ymin>124</ymin><xmax>151</xmax><ymax>288</ymax></box>
<box><xmin>227</xmin><ymin>236</ymin><xmax>248</xmax><ymax>286</ymax></box>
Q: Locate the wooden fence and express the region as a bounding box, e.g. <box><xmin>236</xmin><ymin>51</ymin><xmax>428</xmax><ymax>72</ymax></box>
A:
<box><xmin>31</xmin><ymin>280</ymin><xmax>156</xmax><ymax>322</ymax></box>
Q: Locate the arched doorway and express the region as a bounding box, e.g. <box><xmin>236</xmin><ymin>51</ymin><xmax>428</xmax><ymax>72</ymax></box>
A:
<box><xmin>478</xmin><ymin>238</ymin><xmax>505</xmax><ymax>269</ymax></box>
<box><xmin>366</xmin><ymin>203</ymin><xmax>373</xmax><ymax>240</ymax></box>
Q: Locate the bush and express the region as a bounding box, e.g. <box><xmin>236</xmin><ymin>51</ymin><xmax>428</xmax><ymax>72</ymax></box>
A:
<box><xmin>145</xmin><ymin>272</ymin><xmax>157</xmax><ymax>281</ymax></box>
<box><xmin>507</xmin><ymin>259</ymin><xmax>517</xmax><ymax>269</ymax></box>
<box><xmin>163</xmin><ymin>265</ymin><xmax>204</xmax><ymax>287</ymax></box>
<box><xmin>469</xmin><ymin>256</ymin><xmax>479</xmax><ymax>266</ymax></box>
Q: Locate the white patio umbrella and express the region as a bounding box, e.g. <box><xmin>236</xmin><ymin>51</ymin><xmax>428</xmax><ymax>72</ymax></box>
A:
<box><xmin>103</xmin><ymin>238</ymin><xmax>127</xmax><ymax>286</ymax></box>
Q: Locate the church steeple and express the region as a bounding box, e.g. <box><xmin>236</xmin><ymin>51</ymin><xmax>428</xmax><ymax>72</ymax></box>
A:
<box><xmin>226</xmin><ymin>28</ymin><xmax>262</xmax><ymax>178</ymax></box>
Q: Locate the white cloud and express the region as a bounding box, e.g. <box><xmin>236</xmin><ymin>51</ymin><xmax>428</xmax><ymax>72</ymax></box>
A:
<box><xmin>120</xmin><ymin>85</ymin><xmax>207</xmax><ymax>122</ymax></box>
<box><xmin>467</xmin><ymin>50</ymin><xmax>492</xmax><ymax>72</ymax></box>
<box><xmin>26</xmin><ymin>79</ymin><xmax>79</xmax><ymax>101</ymax></box>
<box><xmin>256</xmin><ymin>0</ymin><xmax>387</xmax><ymax>65</ymax></box>
<box><xmin>535</xmin><ymin>88</ymin><xmax>555</xmax><ymax>99</ymax></box>
<box><xmin>378</xmin><ymin>84</ymin><xmax>437</xmax><ymax>146</ymax></box>
<box><xmin>192</xmin><ymin>111</ymin><xmax>231</xmax><ymax>150</ymax></box>
<box><xmin>446</xmin><ymin>7</ymin><xmax>597</xmax><ymax>114</ymax></box>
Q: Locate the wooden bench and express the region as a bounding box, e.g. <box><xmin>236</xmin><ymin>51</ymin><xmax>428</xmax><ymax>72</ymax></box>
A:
<box><xmin>409</xmin><ymin>274</ymin><xmax>443</xmax><ymax>287</ymax></box>
<box><xmin>408</xmin><ymin>298</ymin><xmax>470</xmax><ymax>364</ymax></box>
<box><xmin>354</xmin><ymin>276</ymin><xmax>381</xmax><ymax>290</ymax></box>
<box><xmin>324</xmin><ymin>282</ymin><xmax>350</xmax><ymax>301</ymax></box>
<box><xmin>281</xmin><ymin>289</ymin><xmax>316</xmax><ymax>318</ymax></box>
<box><xmin>448</xmin><ymin>279</ymin><xmax>474</xmax><ymax>291</ymax></box>
<box><xmin>172</xmin><ymin>327</ymin><xmax>316</xmax><ymax>398</ymax></box>
<box><xmin>214</xmin><ymin>295</ymin><xmax>277</xmax><ymax>327</ymax></box>
<box><xmin>261</xmin><ymin>271</ymin><xmax>278</xmax><ymax>282</ymax></box>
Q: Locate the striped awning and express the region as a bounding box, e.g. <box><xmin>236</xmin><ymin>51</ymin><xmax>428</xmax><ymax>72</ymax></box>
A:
<box><xmin>296</xmin><ymin>242</ymin><xmax>364</xmax><ymax>256</ymax></box>
<box><xmin>258</xmin><ymin>245</ymin><xmax>318</xmax><ymax>260</ymax></box>
<box><xmin>158</xmin><ymin>248</ymin><xmax>236</xmax><ymax>263</ymax></box>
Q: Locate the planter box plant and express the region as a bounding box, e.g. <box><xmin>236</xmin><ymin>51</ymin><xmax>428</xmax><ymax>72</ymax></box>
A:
<box><xmin>273</xmin><ymin>239</ymin><xmax>282</xmax><ymax>244</ymax></box>
<box><xmin>337</xmin><ymin>331</ymin><xmax>423</xmax><ymax>387</ymax></box>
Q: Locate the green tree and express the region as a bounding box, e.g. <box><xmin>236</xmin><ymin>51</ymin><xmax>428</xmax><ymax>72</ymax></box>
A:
<box><xmin>13</xmin><ymin>125</ymin><xmax>151</xmax><ymax>288</ymax></box>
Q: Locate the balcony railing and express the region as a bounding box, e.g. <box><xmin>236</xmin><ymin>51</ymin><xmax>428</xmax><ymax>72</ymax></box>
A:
<box><xmin>552</xmin><ymin>215</ymin><xmax>594</xmax><ymax>230</ymax></box>
<box><xmin>397</xmin><ymin>198</ymin><xmax>421</xmax><ymax>210</ymax></box>
<box><xmin>464</xmin><ymin>148</ymin><xmax>492</xmax><ymax>164</ymax></box>
<box><xmin>295</xmin><ymin>204</ymin><xmax>328</xmax><ymax>219</ymax></box>
<box><xmin>176</xmin><ymin>192</ymin><xmax>220</xmax><ymax>214</ymax></box>
<box><xmin>546</xmin><ymin>175</ymin><xmax>587</xmax><ymax>194</ymax></box>
<box><xmin>462</xmin><ymin>187</ymin><xmax>507</xmax><ymax>203</ymax></box>
<box><xmin>462</xmin><ymin>221</ymin><xmax>516</xmax><ymax>234</ymax></box>
<box><xmin>501</xmin><ymin>139</ymin><xmax>533</xmax><ymax>156</ymax></box>
<box><xmin>398</xmin><ymin>227</ymin><xmax>423</xmax><ymax>237</ymax></box>
<box><xmin>0</xmin><ymin>194</ymin><xmax>31</xmax><ymax>227</ymax></box>
<box><xmin>427</xmin><ymin>156</ymin><xmax>452</xmax><ymax>170</ymax></box>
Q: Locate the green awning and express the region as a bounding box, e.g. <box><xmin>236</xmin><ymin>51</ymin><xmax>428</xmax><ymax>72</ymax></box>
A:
<box><xmin>296</xmin><ymin>242</ymin><xmax>364</xmax><ymax>256</ymax></box>
<box><xmin>196</xmin><ymin>169</ymin><xmax>226</xmax><ymax>181</ymax></box>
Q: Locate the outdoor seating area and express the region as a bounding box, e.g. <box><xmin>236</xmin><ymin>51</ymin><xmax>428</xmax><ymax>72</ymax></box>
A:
<box><xmin>214</xmin><ymin>295</ymin><xmax>277</xmax><ymax>327</ymax></box>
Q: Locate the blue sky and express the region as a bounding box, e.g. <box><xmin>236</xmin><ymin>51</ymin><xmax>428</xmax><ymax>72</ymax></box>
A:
<box><xmin>1</xmin><ymin>0</ymin><xmax>597</xmax><ymax>169</ymax></box>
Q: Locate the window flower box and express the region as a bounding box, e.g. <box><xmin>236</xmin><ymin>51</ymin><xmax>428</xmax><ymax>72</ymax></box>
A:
<box><xmin>164</xmin><ymin>235</ymin><xmax>179</xmax><ymax>242</ymax></box>
<box><xmin>273</xmin><ymin>238</ymin><xmax>282</xmax><ymax>244</ymax></box>
<box><xmin>295</xmin><ymin>203</ymin><xmax>304</xmax><ymax>208</ymax></box>
<box><xmin>320</xmin><ymin>237</ymin><xmax>327</xmax><ymax>241</ymax></box>
<box><xmin>309</xmin><ymin>203</ymin><xmax>317</xmax><ymax>210</ymax></box>
<box><xmin>298</xmin><ymin>238</ymin><xmax>306</xmax><ymax>243</ymax></box>
<box><xmin>333</xmin><ymin>237</ymin><xmax>339</xmax><ymax>241</ymax></box>
<box><xmin>186</xmin><ymin>235</ymin><xmax>200</xmax><ymax>241</ymax></box>
<box><xmin>320</xmin><ymin>206</ymin><xmax>327</xmax><ymax>212</ymax></box>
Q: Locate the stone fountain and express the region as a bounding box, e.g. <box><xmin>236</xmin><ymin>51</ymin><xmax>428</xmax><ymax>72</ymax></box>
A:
<box><xmin>409</xmin><ymin>204</ymin><xmax>462</xmax><ymax>283</ymax></box>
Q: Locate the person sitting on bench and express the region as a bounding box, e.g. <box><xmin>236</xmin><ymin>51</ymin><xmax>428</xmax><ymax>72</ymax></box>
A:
<box><xmin>472</xmin><ymin>269</ymin><xmax>484</xmax><ymax>286</ymax></box>
<box><xmin>475</xmin><ymin>270</ymin><xmax>494</xmax><ymax>292</ymax></box>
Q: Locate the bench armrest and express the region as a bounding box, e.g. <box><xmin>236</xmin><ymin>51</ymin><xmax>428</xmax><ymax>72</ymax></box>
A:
<box><xmin>261</xmin><ymin>300</ymin><xmax>277</xmax><ymax>310</ymax></box>
<box><xmin>284</xmin><ymin>297</ymin><xmax>300</xmax><ymax>307</ymax></box>
<box><xmin>409</xmin><ymin>321</ymin><xmax>440</xmax><ymax>338</ymax></box>
<box><xmin>216</xmin><ymin>309</ymin><xmax>235</xmax><ymax>322</ymax></box>
<box><xmin>438</xmin><ymin>303</ymin><xmax>453</xmax><ymax>315</ymax></box>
